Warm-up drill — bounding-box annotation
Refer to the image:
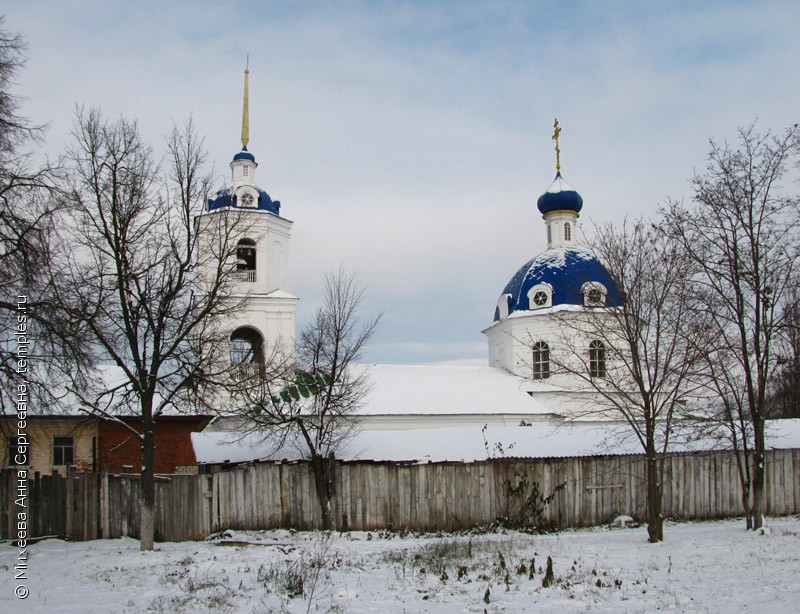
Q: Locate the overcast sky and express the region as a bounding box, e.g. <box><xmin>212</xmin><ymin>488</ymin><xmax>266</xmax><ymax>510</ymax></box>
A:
<box><xmin>5</xmin><ymin>2</ymin><xmax>800</xmax><ymax>364</ymax></box>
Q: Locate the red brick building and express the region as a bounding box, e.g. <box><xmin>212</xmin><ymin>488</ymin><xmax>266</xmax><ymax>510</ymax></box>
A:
<box><xmin>96</xmin><ymin>415</ymin><xmax>212</xmax><ymax>474</ymax></box>
<box><xmin>4</xmin><ymin>414</ymin><xmax>211</xmax><ymax>476</ymax></box>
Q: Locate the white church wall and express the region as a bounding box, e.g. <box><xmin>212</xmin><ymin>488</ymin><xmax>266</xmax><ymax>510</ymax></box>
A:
<box><xmin>485</xmin><ymin>307</ymin><xmax>625</xmax><ymax>398</ymax></box>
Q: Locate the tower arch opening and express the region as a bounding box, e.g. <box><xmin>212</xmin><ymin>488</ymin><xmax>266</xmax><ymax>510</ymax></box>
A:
<box><xmin>229</xmin><ymin>326</ymin><xmax>264</xmax><ymax>364</ymax></box>
<box><xmin>235</xmin><ymin>238</ymin><xmax>257</xmax><ymax>282</ymax></box>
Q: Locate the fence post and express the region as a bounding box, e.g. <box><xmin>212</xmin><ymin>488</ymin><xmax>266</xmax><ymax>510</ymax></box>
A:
<box><xmin>99</xmin><ymin>471</ymin><xmax>108</xmax><ymax>538</ymax></box>
<box><xmin>65</xmin><ymin>466</ymin><xmax>74</xmax><ymax>540</ymax></box>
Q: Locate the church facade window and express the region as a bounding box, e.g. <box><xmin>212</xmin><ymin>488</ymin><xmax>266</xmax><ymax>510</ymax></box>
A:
<box><xmin>230</xmin><ymin>327</ymin><xmax>265</xmax><ymax>380</ymax></box>
<box><xmin>532</xmin><ymin>291</ymin><xmax>548</xmax><ymax>306</ymax></box>
<box><xmin>527</xmin><ymin>283</ymin><xmax>553</xmax><ymax>310</ymax></box>
<box><xmin>230</xmin><ymin>327</ymin><xmax>264</xmax><ymax>364</ymax></box>
<box><xmin>564</xmin><ymin>222</ymin><xmax>571</xmax><ymax>241</ymax></box>
<box><xmin>589</xmin><ymin>340</ymin><xmax>606</xmax><ymax>378</ymax></box>
<box><xmin>242</xmin><ymin>166</ymin><xmax>249</xmax><ymax>177</ymax></box>
<box><xmin>235</xmin><ymin>238</ymin><xmax>257</xmax><ymax>282</ymax></box>
<box><xmin>582</xmin><ymin>282</ymin><xmax>607</xmax><ymax>306</ymax></box>
<box><xmin>586</xmin><ymin>287</ymin><xmax>603</xmax><ymax>304</ymax></box>
<box><xmin>532</xmin><ymin>341</ymin><xmax>550</xmax><ymax>379</ymax></box>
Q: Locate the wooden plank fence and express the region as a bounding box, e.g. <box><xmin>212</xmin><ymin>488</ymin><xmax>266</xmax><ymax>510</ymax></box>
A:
<box><xmin>2</xmin><ymin>448</ymin><xmax>799</xmax><ymax>542</ymax></box>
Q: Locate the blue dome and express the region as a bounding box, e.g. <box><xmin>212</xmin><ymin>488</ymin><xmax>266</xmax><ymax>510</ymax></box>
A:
<box><xmin>494</xmin><ymin>248</ymin><xmax>622</xmax><ymax>321</ymax></box>
<box><xmin>207</xmin><ymin>188</ymin><xmax>281</xmax><ymax>214</ymax></box>
<box><xmin>233</xmin><ymin>148</ymin><xmax>256</xmax><ymax>162</ymax></box>
<box><xmin>537</xmin><ymin>172</ymin><xmax>583</xmax><ymax>215</ymax></box>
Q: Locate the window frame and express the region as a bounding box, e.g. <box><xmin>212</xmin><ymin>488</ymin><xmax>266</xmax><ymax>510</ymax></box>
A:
<box><xmin>7</xmin><ymin>436</ymin><xmax>28</xmax><ymax>466</ymax></box>
<box><xmin>527</xmin><ymin>283</ymin><xmax>553</xmax><ymax>310</ymax></box>
<box><xmin>239</xmin><ymin>191</ymin><xmax>255</xmax><ymax>207</ymax></box>
<box><xmin>532</xmin><ymin>290</ymin><xmax>548</xmax><ymax>307</ymax></box>
<box><xmin>589</xmin><ymin>340</ymin><xmax>606</xmax><ymax>379</ymax></box>
<box><xmin>582</xmin><ymin>282</ymin><xmax>607</xmax><ymax>307</ymax></box>
<box><xmin>586</xmin><ymin>287</ymin><xmax>603</xmax><ymax>304</ymax></box>
<box><xmin>53</xmin><ymin>435</ymin><xmax>74</xmax><ymax>466</ymax></box>
<box><xmin>532</xmin><ymin>341</ymin><xmax>550</xmax><ymax>380</ymax></box>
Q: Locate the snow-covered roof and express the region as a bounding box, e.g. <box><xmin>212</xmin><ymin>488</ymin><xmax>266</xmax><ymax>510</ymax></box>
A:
<box><xmin>57</xmin><ymin>363</ymin><xmax>193</xmax><ymax>417</ymax></box>
<box><xmin>192</xmin><ymin>419</ymin><xmax>800</xmax><ymax>465</ymax></box>
<box><xmin>352</xmin><ymin>364</ymin><xmax>558</xmax><ymax>416</ymax></box>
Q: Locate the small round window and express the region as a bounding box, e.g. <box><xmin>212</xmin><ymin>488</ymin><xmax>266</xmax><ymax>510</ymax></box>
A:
<box><xmin>532</xmin><ymin>291</ymin><xmax>548</xmax><ymax>306</ymax></box>
<box><xmin>586</xmin><ymin>288</ymin><xmax>604</xmax><ymax>305</ymax></box>
<box><xmin>240</xmin><ymin>192</ymin><xmax>255</xmax><ymax>207</ymax></box>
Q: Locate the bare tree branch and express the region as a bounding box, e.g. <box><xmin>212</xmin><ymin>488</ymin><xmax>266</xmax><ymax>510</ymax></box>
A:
<box><xmin>662</xmin><ymin>122</ymin><xmax>800</xmax><ymax>530</ymax></box>
<box><xmin>521</xmin><ymin>217</ymin><xmax>709</xmax><ymax>542</ymax></box>
<box><xmin>52</xmin><ymin>108</ymin><xmax>254</xmax><ymax>549</ymax></box>
<box><xmin>227</xmin><ymin>267</ymin><xmax>381</xmax><ymax>530</ymax></box>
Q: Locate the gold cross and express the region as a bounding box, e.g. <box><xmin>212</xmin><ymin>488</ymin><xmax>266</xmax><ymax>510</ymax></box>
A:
<box><xmin>552</xmin><ymin>118</ymin><xmax>561</xmax><ymax>172</ymax></box>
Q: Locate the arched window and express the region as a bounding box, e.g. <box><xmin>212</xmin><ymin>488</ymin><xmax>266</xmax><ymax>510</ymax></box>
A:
<box><xmin>229</xmin><ymin>327</ymin><xmax>264</xmax><ymax>364</ymax></box>
<box><xmin>532</xmin><ymin>341</ymin><xmax>550</xmax><ymax>380</ymax></box>
<box><xmin>236</xmin><ymin>239</ymin><xmax>256</xmax><ymax>282</ymax></box>
<box><xmin>589</xmin><ymin>340</ymin><xmax>606</xmax><ymax>378</ymax></box>
<box><xmin>564</xmin><ymin>222</ymin><xmax>571</xmax><ymax>242</ymax></box>
<box><xmin>547</xmin><ymin>224</ymin><xmax>552</xmax><ymax>245</ymax></box>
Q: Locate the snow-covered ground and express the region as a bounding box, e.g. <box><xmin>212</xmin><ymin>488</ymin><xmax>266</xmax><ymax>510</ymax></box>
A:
<box><xmin>4</xmin><ymin>517</ymin><xmax>799</xmax><ymax>613</ymax></box>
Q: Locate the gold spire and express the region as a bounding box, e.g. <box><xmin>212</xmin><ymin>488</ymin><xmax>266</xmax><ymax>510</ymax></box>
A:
<box><xmin>241</xmin><ymin>56</ymin><xmax>250</xmax><ymax>149</ymax></box>
<box><xmin>552</xmin><ymin>118</ymin><xmax>561</xmax><ymax>173</ymax></box>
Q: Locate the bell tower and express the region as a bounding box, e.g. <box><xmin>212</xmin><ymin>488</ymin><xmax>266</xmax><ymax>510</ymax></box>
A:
<box><xmin>199</xmin><ymin>60</ymin><xmax>298</xmax><ymax>371</ymax></box>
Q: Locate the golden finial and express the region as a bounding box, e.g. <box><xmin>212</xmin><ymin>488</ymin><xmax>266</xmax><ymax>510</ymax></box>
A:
<box><xmin>552</xmin><ymin>118</ymin><xmax>561</xmax><ymax>173</ymax></box>
<box><xmin>241</xmin><ymin>55</ymin><xmax>250</xmax><ymax>149</ymax></box>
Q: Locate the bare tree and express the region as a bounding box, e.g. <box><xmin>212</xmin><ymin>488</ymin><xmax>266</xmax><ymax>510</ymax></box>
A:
<box><xmin>236</xmin><ymin>268</ymin><xmax>380</xmax><ymax>530</ymax></box>
<box><xmin>0</xmin><ymin>18</ymin><xmax>89</xmax><ymax>418</ymax></box>
<box><xmin>664</xmin><ymin>123</ymin><xmax>800</xmax><ymax>530</ymax></box>
<box><xmin>766</xmin><ymin>292</ymin><xmax>800</xmax><ymax>418</ymax></box>
<box><xmin>542</xmin><ymin>218</ymin><xmax>707</xmax><ymax>542</ymax></box>
<box><xmin>53</xmin><ymin>108</ymin><xmax>250</xmax><ymax>549</ymax></box>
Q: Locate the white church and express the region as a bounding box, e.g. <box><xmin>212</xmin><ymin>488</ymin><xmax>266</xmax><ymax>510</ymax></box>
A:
<box><xmin>191</xmin><ymin>71</ymin><xmax>691</xmax><ymax>465</ymax></box>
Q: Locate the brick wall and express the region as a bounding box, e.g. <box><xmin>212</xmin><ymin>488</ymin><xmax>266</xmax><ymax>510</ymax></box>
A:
<box><xmin>97</xmin><ymin>416</ymin><xmax>210</xmax><ymax>474</ymax></box>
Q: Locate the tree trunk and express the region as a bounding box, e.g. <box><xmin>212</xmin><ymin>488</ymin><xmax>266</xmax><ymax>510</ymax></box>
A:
<box><xmin>140</xmin><ymin>413</ymin><xmax>156</xmax><ymax>551</ymax></box>
<box><xmin>741</xmin><ymin>481</ymin><xmax>753</xmax><ymax>530</ymax></box>
<box><xmin>645</xmin><ymin>446</ymin><xmax>663</xmax><ymax>543</ymax></box>
<box><xmin>751</xmin><ymin>416</ymin><xmax>766</xmax><ymax>530</ymax></box>
<box><xmin>311</xmin><ymin>454</ymin><xmax>335</xmax><ymax>530</ymax></box>
<box><xmin>729</xmin><ymin>420</ymin><xmax>753</xmax><ymax>529</ymax></box>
